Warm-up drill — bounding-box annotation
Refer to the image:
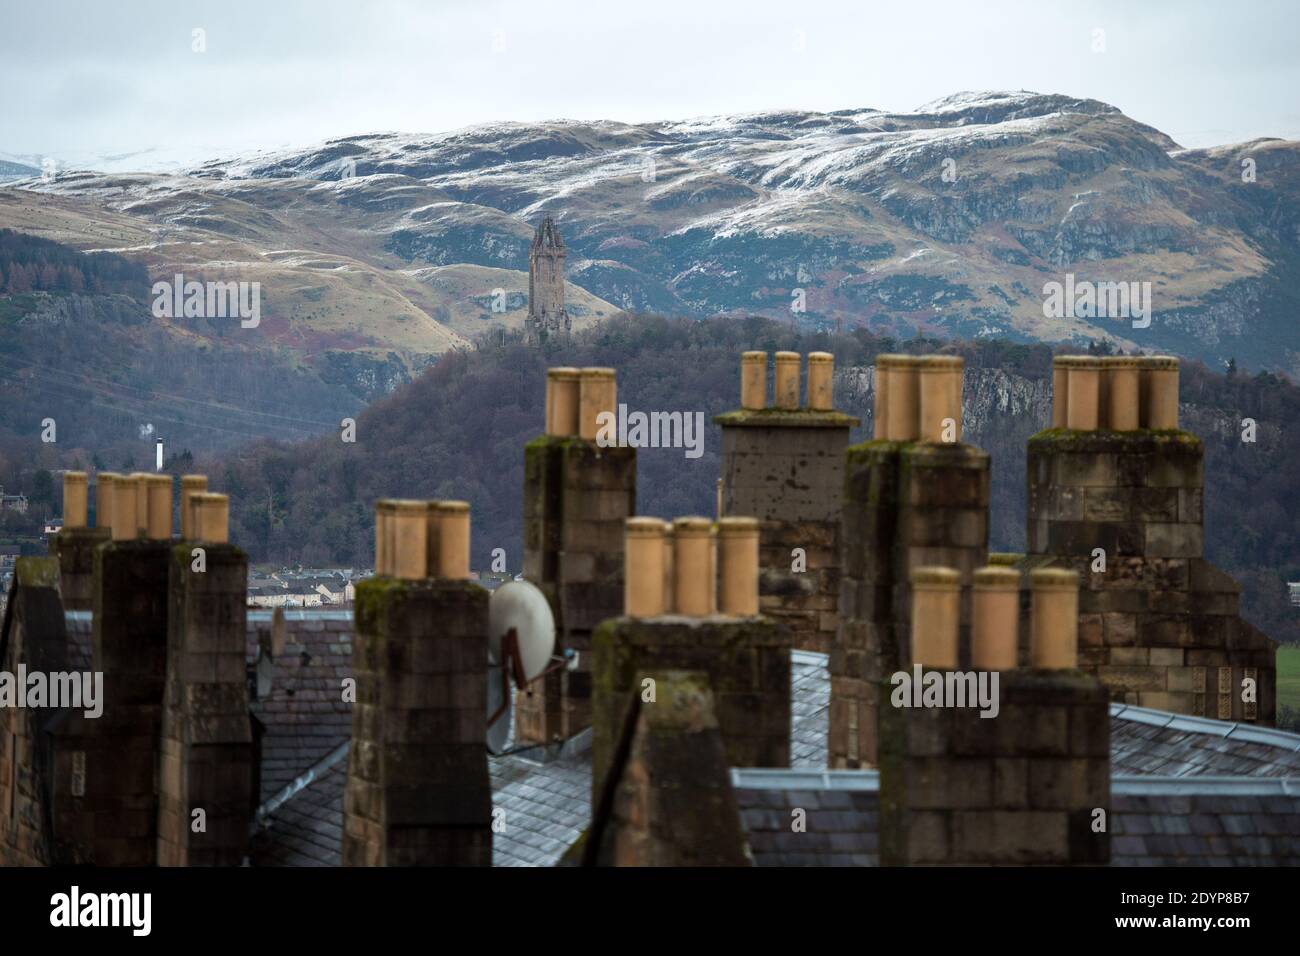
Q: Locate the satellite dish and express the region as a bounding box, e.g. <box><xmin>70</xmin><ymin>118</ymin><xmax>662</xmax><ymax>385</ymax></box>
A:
<box><xmin>489</xmin><ymin>580</ymin><xmax>555</xmax><ymax>681</ymax></box>
<box><xmin>486</xmin><ymin>580</ymin><xmax>557</xmax><ymax>754</ymax></box>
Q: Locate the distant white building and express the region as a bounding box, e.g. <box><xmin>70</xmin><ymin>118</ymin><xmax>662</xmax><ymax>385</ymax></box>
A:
<box><xmin>247</xmin><ymin>567</ymin><xmax>358</xmax><ymax>608</ymax></box>
<box><xmin>1289</xmin><ymin>582</ymin><xmax>1300</xmax><ymax>608</ymax></box>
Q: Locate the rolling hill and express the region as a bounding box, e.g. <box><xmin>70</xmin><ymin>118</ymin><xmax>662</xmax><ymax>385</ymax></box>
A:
<box><xmin>4</xmin><ymin>90</ymin><xmax>1299</xmax><ymax>378</ymax></box>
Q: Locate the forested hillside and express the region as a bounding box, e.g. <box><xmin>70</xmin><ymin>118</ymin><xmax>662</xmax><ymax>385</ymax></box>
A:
<box><xmin>203</xmin><ymin>313</ymin><xmax>1300</xmax><ymax>645</ymax></box>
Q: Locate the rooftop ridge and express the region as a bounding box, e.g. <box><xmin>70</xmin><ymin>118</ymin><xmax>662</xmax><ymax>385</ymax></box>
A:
<box><xmin>731</xmin><ymin>767</ymin><xmax>1300</xmax><ymax>797</ymax></box>
<box><xmin>1110</xmin><ymin>701</ymin><xmax>1300</xmax><ymax>752</ymax></box>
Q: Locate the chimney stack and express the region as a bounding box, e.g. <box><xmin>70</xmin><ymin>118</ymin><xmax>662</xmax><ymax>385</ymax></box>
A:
<box><xmin>88</xmin><ymin>475</ymin><xmax>187</xmax><ymax>862</ymax></box>
<box><xmin>592</xmin><ymin>513</ymin><xmax>790</xmax><ymax>806</ymax></box>
<box><xmin>53</xmin><ymin>472</ymin><xmax>108</xmax><ymax>611</ymax></box>
<box><xmin>835</xmin><ymin>353</ymin><xmax>989</xmax><ymax>768</ymax></box>
<box><xmin>583</xmin><ymin>670</ymin><xmax>752</xmax><ymax>867</ymax></box>
<box><xmin>1029</xmin><ymin>359</ymin><xmax>1273</xmax><ymax>723</ymax></box>
<box><xmin>158</xmin><ymin>477</ymin><xmax>252</xmax><ymax>866</ymax></box>
<box><xmin>520</xmin><ymin>366</ymin><xmax>636</xmax><ymax>745</ymax></box>
<box><xmin>344</xmin><ymin>500</ymin><xmax>492</xmax><ymax>866</ymax></box>
<box><xmin>879</xmin><ymin>564</ymin><xmax>1110</xmax><ymax>866</ymax></box>
<box><xmin>716</xmin><ymin>350</ymin><xmax>858</xmax><ymax>654</ymax></box>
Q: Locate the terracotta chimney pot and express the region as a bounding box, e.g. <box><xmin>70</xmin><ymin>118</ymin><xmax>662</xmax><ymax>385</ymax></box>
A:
<box><xmin>806</xmin><ymin>352</ymin><xmax>834</xmax><ymax>411</ymax></box>
<box><xmin>740</xmin><ymin>351</ymin><xmax>767</xmax><ymax>410</ymax></box>
<box><xmin>918</xmin><ymin>355</ymin><xmax>964</xmax><ymax>443</ymax></box>
<box><xmin>972</xmin><ymin>566</ymin><xmax>1020</xmax><ymax>670</ymax></box>
<box><xmin>625</xmin><ymin>517</ymin><xmax>668</xmax><ymax>616</ymax></box>
<box><xmin>62</xmin><ymin>471</ymin><xmax>89</xmax><ymax>529</ymax></box>
<box><xmin>578</xmin><ymin>368</ymin><xmax>617</xmax><ymax>441</ymax></box>
<box><xmin>1030</xmin><ymin>567</ymin><xmax>1079</xmax><ymax>669</ymax></box>
<box><xmin>910</xmin><ymin>566</ymin><xmax>961</xmax><ymax>669</ymax></box>
<box><xmin>773</xmin><ymin>352</ymin><xmax>800</xmax><ymax>410</ymax></box>
<box><xmin>716</xmin><ymin>516</ymin><xmax>760</xmax><ymax>616</ymax></box>
<box><xmin>672</xmin><ymin>517</ymin><xmax>715</xmax><ymax>616</ymax></box>
<box><xmin>546</xmin><ymin>367</ymin><xmax>581</xmax><ymax>437</ymax></box>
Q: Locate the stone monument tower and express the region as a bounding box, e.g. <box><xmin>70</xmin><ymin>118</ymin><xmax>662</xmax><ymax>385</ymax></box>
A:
<box><xmin>526</xmin><ymin>216</ymin><xmax>571</xmax><ymax>346</ymax></box>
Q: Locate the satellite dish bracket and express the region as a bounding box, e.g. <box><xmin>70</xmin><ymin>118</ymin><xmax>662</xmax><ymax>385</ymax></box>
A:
<box><xmin>488</xmin><ymin>627</ymin><xmax>530</xmax><ymax>730</ymax></box>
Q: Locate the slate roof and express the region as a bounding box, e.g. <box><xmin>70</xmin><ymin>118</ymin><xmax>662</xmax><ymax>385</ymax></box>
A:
<box><xmin>731</xmin><ymin>769</ymin><xmax>1300</xmax><ymax>866</ymax></box>
<box><xmin>58</xmin><ymin>611</ymin><xmax>1300</xmax><ymax>867</ymax></box>
<box><xmin>246</xmin><ymin>610</ymin><xmax>353</xmax><ymax>802</ymax></box>
<box><xmin>1109</xmin><ymin>702</ymin><xmax>1300</xmax><ymax>777</ymax></box>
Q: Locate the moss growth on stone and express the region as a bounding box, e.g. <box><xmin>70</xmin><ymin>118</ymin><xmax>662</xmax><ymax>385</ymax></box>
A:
<box><xmin>713</xmin><ymin>408</ymin><xmax>860</xmax><ymax>429</ymax></box>
<box><xmin>355</xmin><ymin>575</ymin><xmax>409</xmax><ymax>635</ymax></box>
<box><xmin>1028</xmin><ymin>427</ymin><xmax>1202</xmax><ymax>453</ymax></box>
<box><xmin>845</xmin><ymin>439</ymin><xmax>907</xmax><ymax>467</ymax></box>
<box><xmin>15</xmin><ymin>556</ymin><xmax>60</xmax><ymax>589</ymax></box>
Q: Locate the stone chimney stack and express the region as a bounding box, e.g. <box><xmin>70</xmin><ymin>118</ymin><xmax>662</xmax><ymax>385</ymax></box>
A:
<box><xmin>0</xmin><ymin>557</ymin><xmax>71</xmax><ymax>864</ymax></box>
<box><xmin>343</xmin><ymin>499</ymin><xmax>492</xmax><ymax>866</ymax></box>
<box><xmin>1030</xmin><ymin>353</ymin><xmax>1276</xmax><ymax>722</ymax></box>
<box><xmin>52</xmin><ymin>471</ymin><xmax>109</xmax><ymax>612</ymax></box>
<box><xmin>591</xmin><ymin>514</ymin><xmax>790</xmax><ymax>808</ymax></box>
<box><xmin>715</xmin><ymin>350</ymin><xmax>859</xmax><ymax>654</ymax></box>
<box><xmin>835</xmin><ymin>353</ymin><xmax>990</xmax><ymax>768</ymax></box>
<box><xmin>879</xmin><ymin>565</ymin><xmax>1110</xmax><ymax>866</ymax></box>
<box><xmin>158</xmin><ymin>488</ymin><xmax>253</xmax><ymax>866</ymax></box>
<box><xmin>584</xmin><ymin>670</ymin><xmax>752</xmax><ymax>867</ymax></box>
<box><xmin>87</xmin><ymin>473</ymin><xmax>179</xmax><ymax>864</ymax></box>
<box><xmin>520</xmin><ymin>366</ymin><xmax>635</xmax><ymax>744</ymax></box>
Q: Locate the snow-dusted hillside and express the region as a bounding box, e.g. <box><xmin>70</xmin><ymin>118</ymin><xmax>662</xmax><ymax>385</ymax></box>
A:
<box><xmin>6</xmin><ymin>91</ymin><xmax>1300</xmax><ymax>374</ymax></box>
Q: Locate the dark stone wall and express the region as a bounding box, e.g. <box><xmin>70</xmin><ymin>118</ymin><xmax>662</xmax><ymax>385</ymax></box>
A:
<box><xmin>88</xmin><ymin>540</ymin><xmax>172</xmax><ymax>866</ymax></box>
<box><xmin>586</xmin><ymin>670</ymin><xmax>752</xmax><ymax>867</ymax></box>
<box><xmin>834</xmin><ymin>440</ymin><xmax>990</xmax><ymax>768</ymax></box>
<box><xmin>1027</xmin><ymin>429</ymin><xmax>1277</xmax><ymax>723</ymax></box>
<box><xmin>717</xmin><ymin>410</ymin><xmax>856</xmax><ymax>655</ymax></box>
<box><xmin>0</xmin><ymin>558</ymin><xmax>68</xmax><ymax>865</ymax></box>
<box><xmin>591</xmin><ymin>614</ymin><xmax>790</xmax><ymax>805</ymax></box>
<box><xmin>157</xmin><ymin>542</ymin><xmax>253</xmax><ymax>866</ymax></box>
<box><xmin>879</xmin><ymin>669</ymin><xmax>1110</xmax><ymax>866</ymax></box>
<box><xmin>520</xmin><ymin>436</ymin><xmax>635</xmax><ymax>744</ymax></box>
<box><xmin>52</xmin><ymin>527</ymin><xmax>110</xmax><ymax>612</ymax></box>
<box><xmin>343</xmin><ymin>577</ymin><xmax>492</xmax><ymax>866</ymax></box>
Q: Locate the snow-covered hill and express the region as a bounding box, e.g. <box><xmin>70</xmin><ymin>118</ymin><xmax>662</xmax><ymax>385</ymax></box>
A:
<box><xmin>6</xmin><ymin>91</ymin><xmax>1300</xmax><ymax>374</ymax></box>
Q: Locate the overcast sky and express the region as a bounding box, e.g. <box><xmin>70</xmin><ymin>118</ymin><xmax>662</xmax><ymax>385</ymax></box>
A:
<box><xmin>2</xmin><ymin>0</ymin><xmax>1297</xmax><ymax>171</ymax></box>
